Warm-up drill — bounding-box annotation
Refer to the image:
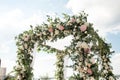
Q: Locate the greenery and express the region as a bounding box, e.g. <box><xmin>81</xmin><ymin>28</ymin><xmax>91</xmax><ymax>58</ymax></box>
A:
<box><xmin>12</xmin><ymin>11</ymin><xmax>116</xmax><ymax>80</ymax></box>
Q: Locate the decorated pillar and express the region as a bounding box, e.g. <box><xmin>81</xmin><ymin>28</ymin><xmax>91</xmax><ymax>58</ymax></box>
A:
<box><xmin>55</xmin><ymin>53</ymin><xmax>65</xmax><ymax>80</ymax></box>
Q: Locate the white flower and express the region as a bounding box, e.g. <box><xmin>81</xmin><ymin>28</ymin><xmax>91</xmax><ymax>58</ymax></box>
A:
<box><xmin>68</xmin><ymin>49</ymin><xmax>72</xmax><ymax>53</ymax></box>
<box><xmin>36</xmin><ymin>33</ymin><xmax>42</xmax><ymax>36</ymax></box>
<box><xmin>76</xmin><ymin>41</ymin><xmax>82</xmax><ymax>47</ymax></box>
<box><xmin>23</xmin><ymin>35</ymin><xmax>29</xmax><ymax>41</ymax></box>
<box><xmin>76</xmin><ymin>19</ymin><xmax>80</xmax><ymax>23</ymax></box>
<box><xmin>73</xmin><ymin>32</ymin><xmax>76</xmax><ymax>35</ymax></box>
<box><xmin>103</xmin><ymin>70</ymin><xmax>108</xmax><ymax>73</ymax></box>
<box><xmin>80</xmin><ymin>72</ymin><xmax>85</xmax><ymax>77</ymax></box>
<box><xmin>43</xmin><ymin>31</ymin><xmax>47</xmax><ymax>35</ymax></box>
<box><xmin>19</xmin><ymin>46</ymin><xmax>24</xmax><ymax>50</ymax></box>
<box><xmin>109</xmin><ymin>76</ymin><xmax>114</xmax><ymax>80</ymax></box>
<box><xmin>50</xmin><ymin>32</ymin><xmax>54</xmax><ymax>36</ymax></box>
<box><xmin>103</xmin><ymin>63</ymin><xmax>107</xmax><ymax>66</ymax></box>
<box><xmin>102</xmin><ymin>55</ymin><xmax>106</xmax><ymax>59</ymax></box>
<box><xmin>64</xmin><ymin>30</ymin><xmax>69</xmax><ymax>35</ymax></box>
<box><xmin>75</xmin><ymin>36</ymin><xmax>80</xmax><ymax>40</ymax></box>
<box><xmin>84</xmin><ymin>22</ymin><xmax>89</xmax><ymax>27</ymax></box>
<box><xmin>55</xmin><ymin>29</ymin><xmax>59</xmax><ymax>35</ymax></box>
<box><xmin>24</xmin><ymin>43</ymin><xmax>28</xmax><ymax>49</ymax></box>
<box><xmin>90</xmin><ymin>77</ymin><xmax>95</xmax><ymax>80</ymax></box>
<box><xmin>79</xmin><ymin>62</ymin><xmax>82</xmax><ymax>65</ymax></box>
<box><xmin>17</xmin><ymin>75</ymin><xmax>21</xmax><ymax>79</ymax></box>
<box><xmin>40</xmin><ymin>37</ymin><xmax>43</xmax><ymax>40</ymax></box>
<box><xmin>84</xmin><ymin>67</ymin><xmax>88</xmax><ymax>71</ymax></box>
<box><xmin>88</xmin><ymin>53</ymin><xmax>92</xmax><ymax>57</ymax></box>
<box><xmin>105</xmin><ymin>65</ymin><xmax>109</xmax><ymax>69</ymax></box>
<box><xmin>80</xmin><ymin>42</ymin><xmax>89</xmax><ymax>49</ymax></box>
<box><xmin>16</xmin><ymin>65</ymin><xmax>21</xmax><ymax>70</ymax></box>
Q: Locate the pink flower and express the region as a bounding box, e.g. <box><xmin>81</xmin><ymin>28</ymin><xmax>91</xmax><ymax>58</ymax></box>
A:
<box><xmin>48</xmin><ymin>28</ymin><xmax>53</xmax><ymax>32</ymax></box>
<box><xmin>80</xmin><ymin>25</ymin><xmax>87</xmax><ymax>32</ymax></box>
<box><xmin>87</xmin><ymin>63</ymin><xmax>91</xmax><ymax>68</ymax></box>
<box><xmin>58</xmin><ymin>25</ymin><xmax>64</xmax><ymax>30</ymax></box>
<box><xmin>24</xmin><ymin>35</ymin><xmax>29</xmax><ymax>41</ymax></box>
<box><xmin>84</xmin><ymin>48</ymin><xmax>90</xmax><ymax>53</ymax></box>
<box><xmin>90</xmin><ymin>58</ymin><xmax>95</xmax><ymax>64</ymax></box>
<box><xmin>87</xmin><ymin>68</ymin><xmax>93</xmax><ymax>75</ymax></box>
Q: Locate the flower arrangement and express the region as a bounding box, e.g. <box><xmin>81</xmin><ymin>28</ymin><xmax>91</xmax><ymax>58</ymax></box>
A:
<box><xmin>14</xmin><ymin>12</ymin><xmax>116</xmax><ymax>80</ymax></box>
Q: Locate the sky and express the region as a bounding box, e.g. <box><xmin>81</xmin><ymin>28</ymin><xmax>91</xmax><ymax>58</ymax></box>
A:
<box><xmin>0</xmin><ymin>0</ymin><xmax>120</xmax><ymax>78</ymax></box>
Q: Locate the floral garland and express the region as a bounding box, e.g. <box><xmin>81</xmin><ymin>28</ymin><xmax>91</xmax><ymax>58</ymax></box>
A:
<box><xmin>13</xmin><ymin>12</ymin><xmax>116</xmax><ymax>80</ymax></box>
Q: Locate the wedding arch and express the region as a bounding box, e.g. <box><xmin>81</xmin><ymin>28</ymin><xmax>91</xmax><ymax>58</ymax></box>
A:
<box><xmin>13</xmin><ymin>12</ymin><xmax>116</xmax><ymax>80</ymax></box>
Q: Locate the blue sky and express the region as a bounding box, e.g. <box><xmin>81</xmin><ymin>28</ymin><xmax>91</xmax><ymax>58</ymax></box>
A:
<box><xmin>0</xmin><ymin>0</ymin><xmax>120</xmax><ymax>78</ymax></box>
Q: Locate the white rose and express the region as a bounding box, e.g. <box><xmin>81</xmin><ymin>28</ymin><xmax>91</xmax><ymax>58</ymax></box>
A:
<box><xmin>73</xmin><ymin>32</ymin><xmax>76</xmax><ymax>35</ymax></box>
<box><xmin>51</xmin><ymin>32</ymin><xmax>53</xmax><ymax>36</ymax></box>
<box><xmin>84</xmin><ymin>67</ymin><xmax>88</xmax><ymax>71</ymax></box>
<box><xmin>84</xmin><ymin>22</ymin><xmax>89</xmax><ymax>27</ymax></box>
<box><xmin>16</xmin><ymin>65</ymin><xmax>21</xmax><ymax>70</ymax></box>
<box><xmin>55</xmin><ymin>29</ymin><xmax>59</xmax><ymax>35</ymax></box>
<box><xmin>68</xmin><ymin>49</ymin><xmax>72</xmax><ymax>53</ymax></box>
<box><xmin>24</xmin><ymin>43</ymin><xmax>28</xmax><ymax>49</ymax></box>
<box><xmin>80</xmin><ymin>42</ymin><xmax>89</xmax><ymax>49</ymax></box>
<box><xmin>79</xmin><ymin>62</ymin><xmax>82</xmax><ymax>65</ymax></box>
<box><xmin>103</xmin><ymin>70</ymin><xmax>108</xmax><ymax>73</ymax></box>
<box><xmin>109</xmin><ymin>76</ymin><xmax>114</xmax><ymax>80</ymax></box>
<box><xmin>76</xmin><ymin>41</ymin><xmax>82</xmax><ymax>48</ymax></box>
<box><xmin>90</xmin><ymin>77</ymin><xmax>95</xmax><ymax>80</ymax></box>
<box><xmin>43</xmin><ymin>31</ymin><xmax>47</xmax><ymax>35</ymax></box>
<box><xmin>88</xmin><ymin>53</ymin><xmax>92</xmax><ymax>57</ymax></box>
<box><xmin>36</xmin><ymin>33</ymin><xmax>42</xmax><ymax>36</ymax></box>
<box><xmin>103</xmin><ymin>63</ymin><xmax>107</xmax><ymax>66</ymax></box>
<box><xmin>64</xmin><ymin>30</ymin><xmax>69</xmax><ymax>35</ymax></box>
<box><xmin>40</xmin><ymin>37</ymin><xmax>43</xmax><ymax>40</ymax></box>
<box><xmin>19</xmin><ymin>46</ymin><xmax>24</xmax><ymax>50</ymax></box>
<box><xmin>75</xmin><ymin>36</ymin><xmax>80</xmax><ymax>40</ymax></box>
<box><xmin>76</xmin><ymin>19</ymin><xmax>80</xmax><ymax>23</ymax></box>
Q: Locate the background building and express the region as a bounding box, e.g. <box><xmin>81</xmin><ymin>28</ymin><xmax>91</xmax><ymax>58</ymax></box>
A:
<box><xmin>0</xmin><ymin>59</ymin><xmax>6</xmax><ymax>80</ymax></box>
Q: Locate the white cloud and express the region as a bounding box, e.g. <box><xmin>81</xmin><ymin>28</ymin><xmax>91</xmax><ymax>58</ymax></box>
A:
<box><xmin>111</xmin><ymin>53</ymin><xmax>120</xmax><ymax>75</ymax></box>
<box><xmin>0</xmin><ymin>9</ymin><xmax>46</xmax><ymax>37</ymax></box>
<box><xmin>66</xmin><ymin>0</ymin><xmax>120</xmax><ymax>37</ymax></box>
<box><xmin>0</xmin><ymin>44</ymin><xmax>10</xmax><ymax>54</ymax></box>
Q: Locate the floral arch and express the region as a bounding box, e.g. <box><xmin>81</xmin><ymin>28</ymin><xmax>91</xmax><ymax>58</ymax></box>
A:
<box><xmin>13</xmin><ymin>12</ymin><xmax>116</xmax><ymax>80</ymax></box>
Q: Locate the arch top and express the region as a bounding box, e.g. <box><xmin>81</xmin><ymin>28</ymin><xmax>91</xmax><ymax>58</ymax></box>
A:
<box><xmin>14</xmin><ymin>12</ymin><xmax>116</xmax><ymax>80</ymax></box>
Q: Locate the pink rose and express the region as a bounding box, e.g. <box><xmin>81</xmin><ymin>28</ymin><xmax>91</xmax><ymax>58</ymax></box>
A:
<box><xmin>84</xmin><ymin>48</ymin><xmax>90</xmax><ymax>53</ymax></box>
<box><xmin>87</xmin><ymin>68</ymin><xmax>92</xmax><ymax>75</ymax></box>
<box><xmin>90</xmin><ymin>58</ymin><xmax>95</xmax><ymax>64</ymax></box>
<box><xmin>58</xmin><ymin>25</ymin><xmax>64</xmax><ymax>30</ymax></box>
<box><xmin>48</xmin><ymin>28</ymin><xmax>53</xmax><ymax>32</ymax></box>
<box><xmin>80</xmin><ymin>25</ymin><xmax>87</xmax><ymax>32</ymax></box>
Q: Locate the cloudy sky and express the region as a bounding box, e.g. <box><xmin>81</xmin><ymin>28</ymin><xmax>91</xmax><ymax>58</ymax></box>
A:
<box><xmin>0</xmin><ymin>0</ymin><xmax>120</xmax><ymax>78</ymax></box>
